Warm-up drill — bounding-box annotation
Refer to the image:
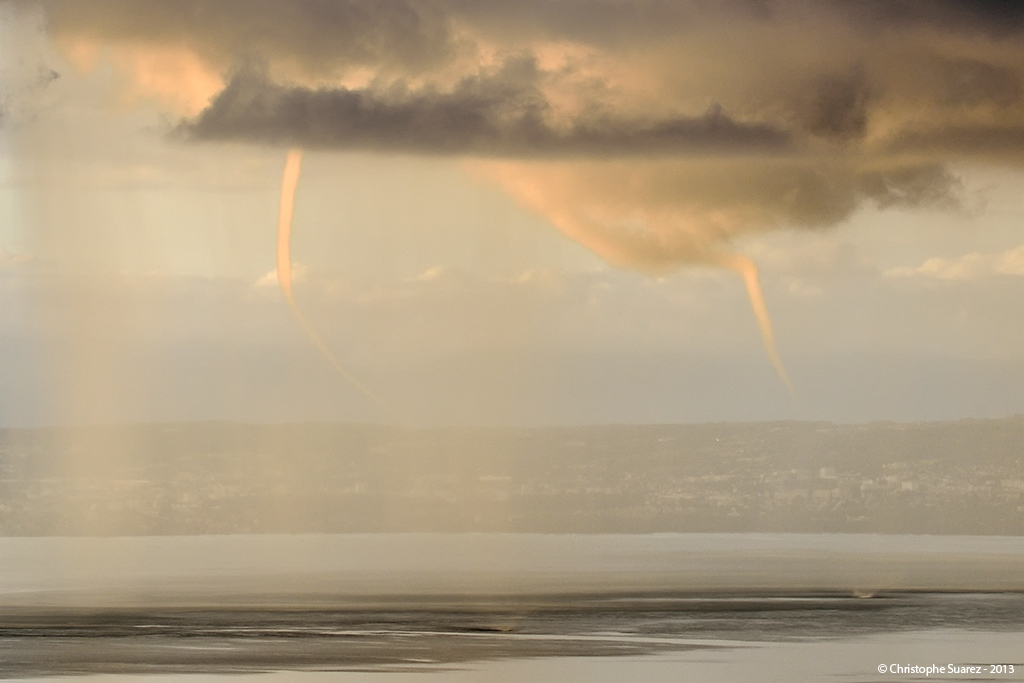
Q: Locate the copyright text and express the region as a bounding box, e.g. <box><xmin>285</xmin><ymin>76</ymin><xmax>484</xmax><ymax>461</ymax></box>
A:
<box><xmin>878</xmin><ymin>664</ymin><xmax>1015</xmax><ymax>675</ymax></box>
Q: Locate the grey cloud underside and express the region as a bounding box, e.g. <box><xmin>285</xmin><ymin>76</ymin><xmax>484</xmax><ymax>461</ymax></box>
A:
<box><xmin>27</xmin><ymin>0</ymin><xmax>1024</xmax><ymax>60</ymax></box>
<box><xmin>179</xmin><ymin>70</ymin><xmax>791</xmax><ymax>157</ymax></box>
<box><xmin>21</xmin><ymin>0</ymin><xmax>1024</xmax><ymax>158</ymax></box>
<box><xmin>887</xmin><ymin>125</ymin><xmax>1024</xmax><ymax>158</ymax></box>
<box><xmin>14</xmin><ymin>0</ymin><xmax>1014</xmax><ymax>222</ymax></box>
<box><xmin>856</xmin><ymin>165</ymin><xmax>961</xmax><ymax>210</ymax></box>
<box><xmin>744</xmin><ymin>163</ymin><xmax>963</xmax><ymax>227</ymax></box>
<box><xmin>828</xmin><ymin>0</ymin><xmax>1024</xmax><ymax>36</ymax></box>
<box><xmin>30</xmin><ymin>0</ymin><xmax>456</xmax><ymax>73</ymax></box>
<box><xmin>800</xmin><ymin>69</ymin><xmax>870</xmax><ymax>142</ymax></box>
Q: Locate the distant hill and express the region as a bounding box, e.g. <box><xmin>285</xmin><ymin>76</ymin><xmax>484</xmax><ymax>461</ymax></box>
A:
<box><xmin>0</xmin><ymin>417</ymin><xmax>1021</xmax><ymax>535</ymax></box>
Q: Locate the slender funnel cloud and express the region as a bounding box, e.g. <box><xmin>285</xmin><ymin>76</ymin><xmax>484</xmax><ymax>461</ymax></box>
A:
<box><xmin>546</xmin><ymin>212</ymin><xmax>795</xmax><ymax>395</ymax></box>
<box><xmin>715</xmin><ymin>253</ymin><xmax>795</xmax><ymax>397</ymax></box>
<box><xmin>479</xmin><ymin>161</ymin><xmax>796</xmax><ymax>395</ymax></box>
<box><xmin>276</xmin><ymin>149</ymin><xmax>304</xmax><ymax>304</ymax></box>
<box><xmin>276</xmin><ymin>149</ymin><xmax>399</xmax><ymax>419</ymax></box>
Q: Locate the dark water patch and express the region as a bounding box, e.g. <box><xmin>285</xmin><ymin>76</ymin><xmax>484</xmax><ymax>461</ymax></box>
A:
<box><xmin>1</xmin><ymin>592</ymin><xmax>1021</xmax><ymax>679</ymax></box>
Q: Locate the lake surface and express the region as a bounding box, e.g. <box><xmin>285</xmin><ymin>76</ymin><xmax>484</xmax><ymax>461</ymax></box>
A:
<box><xmin>2</xmin><ymin>534</ymin><xmax>1022</xmax><ymax>681</ymax></box>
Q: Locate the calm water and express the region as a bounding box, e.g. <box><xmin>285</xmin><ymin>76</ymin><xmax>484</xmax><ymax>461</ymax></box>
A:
<box><xmin>2</xmin><ymin>534</ymin><xmax>1022</xmax><ymax>681</ymax></box>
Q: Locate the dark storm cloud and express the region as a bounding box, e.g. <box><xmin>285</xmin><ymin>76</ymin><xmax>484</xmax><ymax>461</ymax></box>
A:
<box><xmin>828</xmin><ymin>0</ymin><xmax>1024</xmax><ymax>36</ymax></box>
<box><xmin>11</xmin><ymin>0</ymin><xmax>1021</xmax><ymax>233</ymax></box>
<box><xmin>180</xmin><ymin>63</ymin><xmax>792</xmax><ymax>157</ymax></box>
<box><xmin>721</xmin><ymin>162</ymin><xmax>964</xmax><ymax>226</ymax></box>
<box><xmin>929</xmin><ymin>58</ymin><xmax>1023</xmax><ymax>108</ymax></box>
<box><xmin>485</xmin><ymin>159</ymin><xmax>962</xmax><ymax>239</ymax></box>
<box><xmin>13</xmin><ymin>0</ymin><xmax>810</xmax><ymax>60</ymax></box>
<box><xmin>27</xmin><ymin>0</ymin><xmax>1024</xmax><ymax>70</ymax></box>
<box><xmin>857</xmin><ymin>164</ymin><xmax>962</xmax><ymax>210</ymax></box>
<box><xmin>29</xmin><ymin>0</ymin><xmax>457</xmax><ymax>73</ymax></box>
<box><xmin>800</xmin><ymin>68</ymin><xmax>871</xmax><ymax>143</ymax></box>
<box><xmin>16</xmin><ymin>0</ymin><xmax>1024</xmax><ymax>160</ymax></box>
<box><xmin>887</xmin><ymin>125</ymin><xmax>1024</xmax><ymax>158</ymax></box>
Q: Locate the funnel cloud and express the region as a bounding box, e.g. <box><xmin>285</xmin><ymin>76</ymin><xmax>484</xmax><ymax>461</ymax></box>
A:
<box><xmin>7</xmin><ymin>0</ymin><xmax>1024</xmax><ymax>409</ymax></box>
<box><xmin>275</xmin><ymin>149</ymin><xmax>398</xmax><ymax>418</ymax></box>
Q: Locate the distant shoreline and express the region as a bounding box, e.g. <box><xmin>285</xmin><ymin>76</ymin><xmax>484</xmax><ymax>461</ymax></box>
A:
<box><xmin>2</xmin><ymin>418</ymin><xmax>1022</xmax><ymax>536</ymax></box>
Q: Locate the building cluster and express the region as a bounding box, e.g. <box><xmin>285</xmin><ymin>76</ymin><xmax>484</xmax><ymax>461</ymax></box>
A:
<box><xmin>0</xmin><ymin>418</ymin><xmax>1021</xmax><ymax>535</ymax></box>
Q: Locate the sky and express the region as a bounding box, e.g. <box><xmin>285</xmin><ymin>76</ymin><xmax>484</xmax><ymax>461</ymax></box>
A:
<box><xmin>0</xmin><ymin>0</ymin><xmax>1022</xmax><ymax>426</ymax></box>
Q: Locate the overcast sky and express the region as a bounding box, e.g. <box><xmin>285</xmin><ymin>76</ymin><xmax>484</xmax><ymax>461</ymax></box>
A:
<box><xmin>1</xmin><ymin>0</ymin><xmax>1022</xmax><ymax>426</ymax></box>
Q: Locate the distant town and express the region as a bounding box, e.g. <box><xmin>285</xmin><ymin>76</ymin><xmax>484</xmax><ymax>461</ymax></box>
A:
<box><xmin>0</xmin><ymin>417</ymin><xmax>1021</xmax><ymax>535</ymax></box>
